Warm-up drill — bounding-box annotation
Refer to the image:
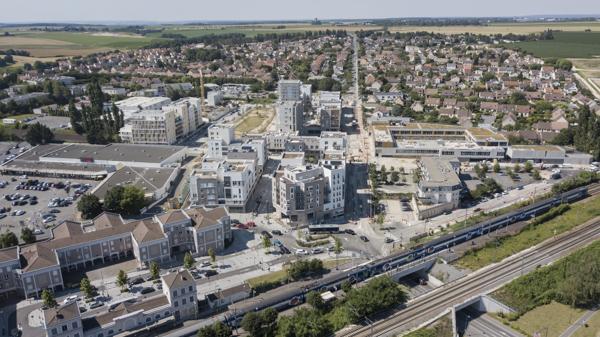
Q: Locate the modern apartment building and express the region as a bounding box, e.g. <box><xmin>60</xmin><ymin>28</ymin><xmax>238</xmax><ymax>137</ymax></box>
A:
<box><xmin>117</xmin><ymin>97</ymin><xmax>203</xmax><ymax>145</ymax></box>
<box><xmin>272</xmin><ymin>155</ymin><xmax>346</xmax><ymax>225</ymax></box>
<box><xmin>42</xmin><ymin>270</ymin><xmax>197</xmax><ymax>337</ymax></box>
<box><xmin>190</xmin><ymin>124</ymin><xmax>266</xmax><ymax>211</ymax></box>
<box><xmin>278</xmin><ymin>80</ymin><xmax>303</xmax><ymax>101</ymax></box>
<box><xmin>318</xmin><ymin>91</ymin><xmax>342</xmax><ymax>131</ymax></box>
<box><xmin>276</xmin><ymin>100</ymin><xmax>304</xmax><ymax>133</ymax></box>
<box><xmin>415</xmin><ymin>157</ymin><xmax>463</xmax><ymax>219</ymax></box>
<box><xmin>1</xmin><ymin>207</ymin><xmax>230</xmax><ymax>298</ymax></box>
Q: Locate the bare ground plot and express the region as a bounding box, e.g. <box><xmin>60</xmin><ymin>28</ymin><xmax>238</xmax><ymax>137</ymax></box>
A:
<box><xmin>389</xmin><ymin>22</ymin><xmax>600</xmax><ymax>35</ymax></box>
<box><xmin>234</xmin><ymin>106</ymin><xmax>275</xmax><ymax>136</ymax></box>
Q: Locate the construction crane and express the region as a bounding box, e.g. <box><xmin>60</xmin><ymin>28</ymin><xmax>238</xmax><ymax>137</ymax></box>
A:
<box><xmin>198</xmin><ymin>68</ymin><xmax>206</xmax><ymax>121</ymax></box>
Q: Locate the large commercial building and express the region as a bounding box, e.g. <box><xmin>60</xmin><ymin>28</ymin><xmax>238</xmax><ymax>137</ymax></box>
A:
<box><xmin>0</xmin><ymin>207</ymin><xmax>230</xmax><ymax>299</ymax></box>
<box><xmin>190</xmin><ymin>124</ymin><xmax>266</xmax><ymax>210</ymax></box>
<box><xmin>117</xmin><ymin>97</ymin><xmax>203</xmax><ymax>145</ymax></box>
<box><xmin>42</xmin><ymin>270</ymin><xmax>197</xmax><ymax>337</ymax></box>
<box><xmin>272</xmin><ymin>154</ymin><xmax>345</xmax><ymax>225</ymax></box>
<box><xmin>373</xmin><ymin>123</ymin><xmax>507</xmax><ymax>161</ymax></box>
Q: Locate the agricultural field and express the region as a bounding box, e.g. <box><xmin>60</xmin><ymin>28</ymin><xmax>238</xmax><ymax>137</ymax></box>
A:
<box><xmin>0</xmin><ymin>31</ymin><xmax>158</xmax><ymax>57</ymax></box>
<box><xmin>145</xmin><ymin>23</ymin><xmax>380</xmax><ymax>39</ymax></box>
<box><xmin>388</xmin><ymin>21</ymin><xmax>600</xmax><ymax>35</ymax></box>
<box><xmin>505</xmin><ymin>31</ymin><xmax>600</xmax><ymax>58</ymax></box>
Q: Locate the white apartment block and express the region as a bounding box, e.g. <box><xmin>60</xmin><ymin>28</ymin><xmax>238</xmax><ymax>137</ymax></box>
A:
<box><xmin>276</xmin><ymin>100</ymin><xmax>304</xmax><ymax>133</ymax></box>
<box><xmin>318</xmin><ymin>91</ymin><xmax>342</xmax><ymax>131</ymax></box>
<box><xmin>278</xmin><ymin>80</ymin><xmax>302</xmax><ymax>101</ymax></box>
<box><xmin>190</xmin><ymin>124</ymin><xmax>265</xmax><ymax>211</ymax></box>
<box><xmin>207</xmin><ymin>90</ymin><xmax>224</xmax><ymax>107</ymax></box>
<box><xmin>272</xmin><ymin>155</ymin><xmax>346</xmax><ymax>225</ymax></box>
<box><xmin>117</xmin><ymin>97</ymin><xmax>203</xmax><ymax>145</ymax></box>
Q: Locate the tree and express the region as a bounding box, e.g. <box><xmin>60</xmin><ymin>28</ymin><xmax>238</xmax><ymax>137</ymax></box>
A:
<box><xmin>197</xmin><ymin>321</ymin><xmax>232</xmax><ymax>337</ymax></box>
<box><xmin>41</xmin><ymin>289</ymin><xmax>57</xmax><ymax>308</ymax></box>
<box><xmin>184</xmin><ymin>252</ymin><xmax>195</xmax><ymax>270</ymax></box>
<box><xmin>391</xmin><ymin>171</ymin><xmax>400</xmax><ymax>184</ymax></box>
<box><xmin>103</xmin><ymin>185</ymin><xmax>124</xmax><ymax>213</ymax></box>
<box><xmin>21</xmin><ymin>227</ymin><xmax>36</xmax><ymax>244</ymax></box>
<box><xmin>276</xmin><ymin>308</ymin><xmax>333</xmax><ymax>337</ymax></box>
<box><xmin>208</xmin><ymin>247</ymin><xmax>216</xmax><ymax>264</ymax></box>
<box><xmin>0</xmin><ymin>231</ymin><xmax>18</xmax><ymax>248</ymax></box>
<box><xmin>68</xmin><ymin>100</ymin><xmax>84</xmax><ymax>134</ymax></box>
<box><xmin>307</xmin><ymin>291</ymin><xmax>326</xmax><ymax>311</ymax></box>
<box><xmin>149</xmin><ymin>261</ymin><xmax>160</xmax><ymax>280</ymax></box>
<box><xmin>513</xmin><ymin>163</ymin><xmax>522</xmax><ymax>173</ymax></box>
<box><xmin>116</xmin><ymin>270</ymin><xmax>128</xmax><ymax>292</ymax></box>
<box><xmin>80</xmin><ymin>277</ymin><xmax>94</xmax><ymax>299</ymax></box>
<box><xmin>241</xmin><ymin>311</ymin><xmax>263</xmax><ymax>337</ymax></box>
<box><xmin>262</xmin><ymin>235</ymin><xmax>272</xmax><ymax>252</ymax></box>
<box><xmin>333</xmin><ymin>237</ymin><xmax>343</xmax><ymax>270</ymax></box>
<box><xmin>119</xmin><ymin>185</ymin><xmax>146</xmax><ymax>215</ymax></box>
<box><xmin>532</xmin><ymin>169</ymin><xmax>542</xmax><ymax>181</ymax></box>
<box><xmin>524</xmin><ymin>161</ymin><xmax>533</xmax><ymax>173</ymax></box>
<box><xmin>25</xmin><ymin>123</ymin><xmax>54</xmax><ymax>145</ymax></box>
<box><xmin>77</xmin><ymin>194</ymin><xmax>103</xmax><ymax>220</ymax></box>
<box><xmin>493</xmin><ymin>162</ymin><xmax>501</xmax><ymax>173</ymax></box>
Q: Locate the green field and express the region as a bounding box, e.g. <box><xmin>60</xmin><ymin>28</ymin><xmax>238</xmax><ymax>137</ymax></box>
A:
<box><xmin>507</xmin><ymin>31</ymin><xmax>600</xmax><ymax>58</ymax></box>
<box><xmin>455</xmin><ymin>194</ymin><xmax>600</xmax><ymax>270</ymax></box>
<box><xmin>502</xmin><ymin>302</ymin><xmax>585</xmax><ymax>337</ymax></box>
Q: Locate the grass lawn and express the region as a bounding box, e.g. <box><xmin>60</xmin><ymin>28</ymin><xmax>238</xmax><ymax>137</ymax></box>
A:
<box><xmin>505</xmin><ymin>31</ymin><xmax>600</xmax><ymax>58</ymax></box>
<box><xmin>455</xmin><ymin>194</ymin><xmax>600</xmax><ymax>270</ymax></box>
<box><xmin>572</xmin><ymin>311</ymin><xmax>600</xmax><ymax>337</ymax></box>
<box><xmin>322</xmin><ymin>258</ymin><xmax>352</xmax><ymax>270</ymax></box>
<box><xmin>246</xmin><ymin>269</ymin><xmax>288</xmax><ymax>289</ymax></box>
<box><xmin>234</xmin><ymin>107</ymin><xmax>274</xmax><ymax>136</ymax></box>
<box><xmin>502</xmin><ymin>302</ymin><xmax>585</xmax><ymax>337</ymax></box>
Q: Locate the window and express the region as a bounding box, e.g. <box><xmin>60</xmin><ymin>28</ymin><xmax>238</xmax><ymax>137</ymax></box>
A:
<box><xmin>188</xmin><ymin>286</ymin><xmax>193</xmax><ymax>292</ymax></box>
<box><xmin>72</xmin><ymin>322</ymin><xmax>78</xmax><ymax>329</ymax></box>
<box><xmin>51</xmin><ymin>328</ymin><xmax>57</xmax><ymax>335</ymax></box>
<box><xmin>173</xmin><ymin>290</ymin><xmax>177</xmax><ymax>297</ymax></box>
<box><xmin>62</xmin><ymin>325</ymin><xmax>68</xmax><ymax>332</ymax></box>
<box><xmin>74</xmin><ymin>333</ymin><xmax>80</xmax><ymax>337</ymax></box>
<box><xmin>181</xmin><ymin>288</ymin><xmax>185</xmax><ymax>295</ymax></box>
<box><xmin>190</xmin><ymin>296</ymin><xmax>194</xmax><ymax>303</ymax></box>
<box><xmin>98</xmin><ymin>334</ymin><xmax>104</xmax><ymax>337</ymax></box>
<box><xmin>174</xmin><ymin>301</ymin><xmax>179</xmax><ymax>307</ymax></box>
<box><xmin>146</xmin><ymin>317</ymin><xmax>151</xmax><ymax>322</ymax></box>
<box><xmin>182</xmin><ymin>298</ymin><xmax>186</xmax><ymax>305</ymax></box>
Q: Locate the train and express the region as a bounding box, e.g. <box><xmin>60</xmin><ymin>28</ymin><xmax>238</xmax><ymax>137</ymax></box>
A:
<box><xmin>224</xmin><ymin>186</ymin><xmax>588</xmax><ymax>325</ymax></box>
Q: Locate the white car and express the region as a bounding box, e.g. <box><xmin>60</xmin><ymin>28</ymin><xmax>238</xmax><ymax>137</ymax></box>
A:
<box><xmin>63</xmin><ymin>295</ymin><xmax>78</xmax><ymax>304</ymax></box>
<box><xmin>43</xmin><ymin>217</ymin><xmax>55</xmax><ymax>224</ymax></box>
<box><xmin>12</xmin><ymin>210</ymin><xmax>25</xmax><ymax>216</ymax></box>
<box><xmin>295</xmin><ymin>249</ymin><xmax>309</xmax><ymax>255</ymax></box>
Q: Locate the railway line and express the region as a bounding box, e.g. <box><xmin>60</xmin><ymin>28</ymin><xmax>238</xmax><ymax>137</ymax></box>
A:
<box><xmin>343</xmin><ymin>214</ymin><xmax>600</xmax><ymax>336</ymax></box>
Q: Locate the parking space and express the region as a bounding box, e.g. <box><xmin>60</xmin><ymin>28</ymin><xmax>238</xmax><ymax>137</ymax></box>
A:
<box><xmin>0</xmin><ymin>142</ymin><xmax>30</xmax><ymax>165</ymax></box>
<box><xmin>0</xmin><ymin>175</ymin><xmax>97</xmax><ymax>241</ymax></box>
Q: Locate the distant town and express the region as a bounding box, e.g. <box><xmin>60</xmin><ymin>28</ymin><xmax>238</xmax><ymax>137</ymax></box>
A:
<box><xmin>0</xmin><ymin>16</ymin><xmax>600</xmax><ymax>337</ymax></box>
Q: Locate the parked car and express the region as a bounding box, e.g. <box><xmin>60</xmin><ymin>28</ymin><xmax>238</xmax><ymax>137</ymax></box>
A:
<box><xmin>384</xmin><ymin>237</ymin><xmax>394</xmax><ymax>244</ymax></box>
<box><xmin>311</xmin><ymin>248</ymin><xmax>324</xmax><ymax>254</ymax></box>
<box><xmin>129</xmin><ymin>277</ymin><xmax>144</xmax><ymax>286</ymax></box>
<box><xmin>63</xmin><ymin>295</ymin><xmax>78</xmax><ymax>304</ymax></box>
<box><xmin>261</xmin><ymin>230</ymin><xmax>273</xmax><ymax>238</ymax></box>
<box><xmin>295</xmin><ymin>249</ymin><xmax>309</xmax><ymax>255</ymax></box>
<box><xmin>204</xmin><ymin>270</ymin><xmax>218</xmax><ymax>277</ymax></box>
<box><xmin>140</xmin><ymin>287</ymin><xmax>155</xmax><ymax>295</ymax></box>
<box><xmin>271</xmin><ymin>230</ymin><xmax>283</xmax><ymax>235</ymax></box>
<box><xmin>344</xmin><ymin>229</ymin><xmax>356</xmax><ymax>235</ymax></box>
<box><xmin>359</xmin><ymin>235</ymin><xmax>369</xmax><ymax>242</ymax></box>
<box><xmin>89</xmin><ymin>301</ymin><xmax>104</xmax><ymax>309</ymax></box>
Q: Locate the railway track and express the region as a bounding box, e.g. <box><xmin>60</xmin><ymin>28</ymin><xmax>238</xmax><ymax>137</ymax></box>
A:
<box><xmin>343</xmin><ymin>217</ymin><xmax>600</xmax><ymax>337</ymax></box>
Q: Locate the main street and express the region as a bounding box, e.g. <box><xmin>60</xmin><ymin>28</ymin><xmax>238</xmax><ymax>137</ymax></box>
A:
<box><xmin>342</xmin><ymin>217</ymin><xmax>600</xmax><ymax>336</ymax></box>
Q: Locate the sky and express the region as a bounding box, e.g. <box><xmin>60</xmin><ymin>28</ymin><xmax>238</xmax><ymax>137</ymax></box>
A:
<box><xmin>1</xmin><ymin>0</ymin><xmax>600</xmax><ymax>23</ymax></box>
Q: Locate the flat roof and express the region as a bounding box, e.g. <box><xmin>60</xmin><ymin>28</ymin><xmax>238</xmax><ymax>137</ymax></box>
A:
<box><xmin>510</xmin><ymin>145</ymin><xmax>565</xmax><ymax>153</ymax></box>
<box><xmin>420</xmin><ymin>157</ymin><xmax>461</xmax><ymax>187</ymax></box>
<box><xmin>401</xmin><ymin>122</ymin><xmax>463</xmax><ymax>130</ymax></box>
<box><xmin>467</xmin><ymin>127</ymin><xmax>507</xmax><ymax>142</ymax></box>
<box><xmin>37</xmin><ymin>143</ymin><xmax>185</xmax><ymax>164</ymax></box>
<box><xmin>92</xmin><ymin>166</ymin><xmax>177</xmax><ymax>199</ymax></box>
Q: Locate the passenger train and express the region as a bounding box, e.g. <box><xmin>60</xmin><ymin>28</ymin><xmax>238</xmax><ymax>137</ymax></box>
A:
<box><xmin>224</xmin><ymin>186</ymin><xmax>588</xmax><ymax>325</ymax></box>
